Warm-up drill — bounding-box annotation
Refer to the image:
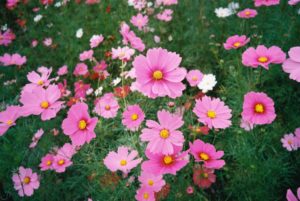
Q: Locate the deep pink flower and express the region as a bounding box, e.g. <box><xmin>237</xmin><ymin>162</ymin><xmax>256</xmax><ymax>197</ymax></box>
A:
<box><xmin>0</xmin><ymin>29</ymin><xmax>15</xmax><ymax>46</ymax></box>
<box><xmin>237</xmin><ymin>8</ymin><xmax>258</xmax><ymax>18</ymax></box>
<box><xmin>286</xmin><ymin>188</ymin><xmax>300</xmax><ymax>201</ymax></box>
<box><xmin>39</xmin><ymin>154</ymin><xmax>54</xmax><ymax>171</ymax></box>
<box><xmin>254</xmin><ymin>0</ymin><xmax>280</xmax><ymax>7</ymax></box>
<box><xmin>0</xmin><ymin>53</ymin><xmax>26</xmax><ymax>66</ymax></box>
<box><xmin>93</xmin><ymin>60</ymin><xmax>107</xmax><ymax>72</ymax></box>
<box><xmin>186</xmin><ymin>70</ymin><xmax>203</xmax><ymax>87</ymax></box>
<box><xmin>103</xmin><ymin>146</ymin><xmax>142</xmax><ymax>174</ymax></box>
<box><xmin>157</xmin><ymin>9</ymin><xmax>173</xmax><ymax>22</ymax></box>
<box><xmin>12</xmin><ymin>167</ymin><xmax>40</xmax><ymax>197</ymax></box>
<box><xmin>29</xmin><ymin>129</ymin><xmax>44</xmax><ymax>148</ymax></box>
<box><xmin>133</xmin><ymin>48</ymin><xmax>187</xmax><ymax>99</ymax></box>
<box><xmin>281</xmin><ymin>133</ymin><xmax>298</xmax><ymax>151</ymax></box>
<box><xmin>74</xmin><ymin>80</ymin><xmax>91</xmax><ymax>98</ymax></box>
<box><xmin>241</xmin><ymin>91</ymin><xmax>276</xmax><ymax>125</ymax></box>
<box><xmin>130</xmin><ymin>13</ymin><xmax>148</xmax><ymax>30</ymax></box>
<box><xmin>135</xmin><ymin>186</ymin><xmax>155</xmax><ymax>201</ymax></box>
<box><xmin>193</xmin><ymin>166</ymin><xmax>216</xmax><ymax>189</ymax></box>
<box><xmin>122</xmin><ymin>104</ymin><xmax>145</xmax><ymax>131</ymax></box>
<box><xmin>79</xmin><ymin>50</ymin><xmax>94</xmax><ymax>61</ymax></box>
<box><xmin>73</xmin><ymin>63</ymin><xmax>88</xmax><ymax>76</ymax></box>
<box><xmin>62</xmin><ymin>103</ymin><xmax>98</xmax><ymax>146</ymax></box>
<box><xmin>242</xmin><ymin>45</ymin><xmax>286</xmax><ymax>69</ymax></box>
<box><xmin>138</xmin><ymin>171</ymin><xmax>165</xmax><ymax>192</ymax></box>
<box><xmin>223</xmin><ymin>35</ymin><xmax>250</xmax><ymax>50</ymax></box>
<box><xmin>282</xmin><ymin>47</ymin><xmax>300</xmax><ymax>82</ymax></box>
<box><xmin>57</xmin><ymin>65</ymin><xmax>68</xmax><ymax>76</ymax></box>
<box><xmin>140</xmin><ymin>110</ymin><xmax>184</xmax><ymax>155</ymax></box>
<box><xmin>0</xmin><ymin>106</ymin><xmax>20</xmax><ymax>136</ymax></box>
<box><xmin>90</xmin><ymin>34</ymin><xmax>104</xmax><ymax>48</ymax></box>
<box><xmin>94</xmin><ymin>93</ymin><xmax>120</xmax><ymax>119</ymax></box>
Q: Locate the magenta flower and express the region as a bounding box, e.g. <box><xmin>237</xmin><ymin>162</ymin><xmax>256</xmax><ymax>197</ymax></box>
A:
<box><xmin>133</xmin><ymin>48</ymin><xmax>187</xmax><ymax>99</ymax></box>
<box><xmin>241</xmin><ymin>92</ymin><xmax>276</xmax><ymax>125</ymax></box>
<box><xmin>130</xmin><ymin>13</ymin><xmax>148</xmax><ymax>30</ymax></box>
<box><xmin>242</xmin><ymin>45</ymin><xmax>286</xmax><ymax>69</ymax></box>
<box><xmin>186</xmin><ymin>70</ymin><xmax>203</xmax><ymax>87</ymax></box>
<box><xmin>79</xmin><ymin>50</ymin><xmax>94</xmax><ymax>61</ymax></box>
<box><xmin>0</xmin><ymin>53</ymin><xmax>26</xmax><ymax>66</ymax></box>
<box><xmin>20</xmin><ymin>85</ymin><xmax>64</xmax><ymax>121</ymax></box>
<box><xmin>286</xmin><ymin>188</ymin><xmax>300</xmax><ymax>201</ymax></box>
<box><xmin>223</xmin><ymin>35</ymin><xmax>250</xmax><ymax>50</ymax></box>
<box><xmin>193</xmin><ymin>96</ymin><xmax>232</xmax><ymax>129</ymax></box>
<box><xmin>254</xmin><ymin>0</ymin><xmax>280</xmax><ymax>7</ymax></box>
<box><xmin>90</xmin><ymin>34</ymin><xmax>104</xmax><ymax>48</ymax></box>
<box><xmin>73</xmin><ymin>63</ymin><xmax>88</xmax><ymax>76</ymax></box>
<box><xmin>0</xmin><ymin>29</ymin><xmax>15</xmax><ymax>46</ymax></box>
<box><xmin>122</xmin><ymin>104</ymin><xmax>145</xmax><ymax>131</ymax></box>
<box><xmin>189</xmin><ymin>139</ymin><xmax>225</xmax><ymax>169</ymax></box>
<box><xmin>29</xmin><ymin>129</ymin><xmax>44</xmax><ymax>148</ymax></box>
<box><xmin>0</xmin><ymin>106</ymin><xmax>20</xmax><ymax>136</ymax></box>
<box><xmin>12</xmin><ymin>167</ymin><xmax>40</xmax><ymax>197</ymax></box>
<box><xmin>281</xmin><ymin>133</ymin><xmax>298</xmax><ymax>151</ymax></box>
<box><xmin>74</xmin><ymin>80</ymin><xmax>91</xmax><ymax>98</ymax></box>
<box><xmin>282</xmin><ymin>47</ymin><xmax>300</xmax><ymax>82</ymax></box>
<box><xmin>135</xmin><ymin>186</ymin><xmax>155</xmax><ymax>201</ymax></box>
<box><xmin>94</xmin><ymin>93</ymin><xmax>119</xmax><ymax>119</ymax></box>
<box><xmin>103</xmin><ymin>146</ymin><xmax>142</xmax><ymax>174</ymax></box>
<box><xmin>237</xmin><ymin>8</ymin><xmax>258</xmax><ymax>18</ymax></box>
<box><xmin>138</xmin><ymin>172</ymin><xmax>166</xmax><ymax>192</ymax></box>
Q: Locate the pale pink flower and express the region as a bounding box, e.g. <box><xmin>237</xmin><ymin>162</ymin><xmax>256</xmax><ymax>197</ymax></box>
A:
<box><xmin>154</xmin><ymin>35</ymin><xmax>160</xmax><ymax>43</ymax></box>
<box><xmin>120</xmin><ymin>22</ymin><xmax>145</xmax><ymax>52</ymax></box>
<box><xmin>29</xmin><ymin>129</ymin><xmax>44</xmax><ymax>148</ymax></box>
<box><xmin>156</xmin><ymin>0</ymin><xmax>178</xmax><ymax>6</ymax></box>
<box><xmin>23</xmin><ymin>67</ymin><xmax>52</xmax><ymax>92</ymax></box>
<box><xmin>130</xmin><ymin>13</ymin><xmax>149</xmax><ymax>30</ymax></box>
<box><xmin>90</xmin><ymin>34</ymin><xmax>104</xmax><ymax>48</ymax></box>
<box><xmin>122</xmin><ymin>104</ymin><xmax>145</xmax><ymax>131</ymax></box>
<box><xmin>73</xmin><ymin>63</ymin><xmax>88</xmax><ymax>76</ymax></box>
<box><xmin>31</xmin><ymin>39</ymin><xmax>38</xmax><ymax>47</ymax></box>
<box><xmin>157</xmin><ymin>9</ymin><xmax>173</xmax><ymax>22</ymax></box>
<box><xmin>43</xmin><ymin>38</ymin><xmax>52</xmax><ymax>46</ymax></box>
<box><xmin>281</xmin><ymin>133</ymin><xmax>298</xmax><ymax>151</ymax></box>
<box><xmin>79</xmin><ymin>50</ymin><xmax>94</xmax><ymax>61</ymax></box>
<box><xmin>237</xmin><ymin>8</ymin><xmax>258</xmax><ymax>18</ymax></box>
<box><xmin>94</xmin><ymin>93</ymin><xmax>120</xmax><ymax>119</ymax></box>
<box><xmin>0</xmin><ymin>106</ymin><xmax>20</xmax><ymax>136</ymax></box>
<box><xmin>186</xmin><ymin>70</ymin><xmax>203</xmax><ymax>87</ymax></box>
<box><xmin>286</xmin><ymin>188</ymin><xmax>300</xmax><ymax>201</ymax></box>
<box><xmin>138</xmin><ymin>172</ymin><xmax>165</xmax><ymax>192</ymax></box>
<box><xmin>254</xmin><ymin>0</ymin><xmax>280</xmax><ymax>7</ymax></box>
<box><xmin>288</xmin><ymin>0</ymin><xmax>300</xmax><ymax>5</ymax></box>
<box><xmin>240</xmin><ymin>119</ymin><xmax>254</xmax><ymax>131</ymax></box>
<box><xmin>282</xmin><ymin>47</ymin><xmax>300</xmax><ymax>82</ymax></box>
<box><xmin>135</xmin><ymin>186</ymin><xmax>155</xmax><ymax>201</ymax></box>
<box><xmin>112</xmin><ymin>46</ymin><xmax>135</xmax><ymax>61</ymax></box>
<box><xmin>223</xmin><ymin>35</ymin><xmax>250</xmax><ymax>50</ymax></box>
<box><xmin>57</xmin><ymin>65</ymin><xmax>68</xmax><ymax>76</ymax></box>
<box><xmin>0</xmin><ymin>53</ymin><xmax>27</xmax><ymax>66</ymax></box>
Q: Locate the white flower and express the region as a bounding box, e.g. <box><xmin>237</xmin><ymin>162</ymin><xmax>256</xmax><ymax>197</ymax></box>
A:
<box><xmin>128</xmin><ymin>0</ymin><xmax>135</xmax><ymax>6</ymax></box>
<box><xmin>228</xmin><ymin>2</ymin><xmax>239</xmax><ymax>13</ymax></box>
<box><xmin>214</xmin><ymin>7</ymin><xmax>233</xmax><ymax>18</ymax></box>
<box><xmin>94</xmin><ymin>86</ymin><xmax>103</xmax><ymax>96</ymax></box>
<box><xmin>34</xmin><ymin>15</ymin><xmax>43</xmax><ymax>22</ymax></box>
<box><xmin>1</xmin><ymin>24</ymin><xmax>7</xmax><ymax>31</ymax></box>
<box><xmin>76</xmin><ymin>28</ymin><xmax>83</xmax><ymax>38</ymax></box>
<box><xmin>298</xmin><ymin>8</ymin><xmax>300</xmax><ymax>15</ymax></box>
<box><xmin>147</xmin><ymin>2</ymin><xmax>153</xmax><ymax>7</ymax></box>
<box><xmin>197</xmin><ymin>74</ymin><xmax>217</xmax><ymax>93</ymax></box>
<box><xmin>54</xmin><ymin>2</ymin><xmax>62</xmax><ymax>7</ymax></box>
<box><xmin>111</xmin><ymin>77</ymin><xmax>121</xmax><ymax>86</ymax></box>
<box><xmin>168</xmin><ymin>35</ymin><xmax>173</xmax><ymax>41</ymax></box>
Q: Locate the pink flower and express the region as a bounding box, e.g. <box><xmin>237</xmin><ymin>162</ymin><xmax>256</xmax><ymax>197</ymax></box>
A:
<box><xmin>52</xmin><ymin>154</ymin><xmax>73</xmax><ymax>173</ymax></box>
<box><xmin>193</xmin><ymin>166</ymin><xmax>216</xmax><ymax>189</ymax></box>
<box><xmin>112</xmin><ymin>46</ymin><xmax>135</xmax><ymax>61</ymax></box>
<box><xmin>281</xmin><ymin>133</ymin><xmax>298</xmax><ymax>151</ymax></box>
<box><xmin>240</xmin><ymin>119</ymin><xmax>254</xmax><ymax>131</ymax></box>
<box><xmin>241</xmin><ymin>91</ymin><xmax>276</xmax><ymax>125</ymax></box>
<box><xmin>156</xmin><ymin>0</ymin><xmax>178</xmax><ymax>6</ymax></box>
<box><xmin>135</xmin><ymin>186</ymin><xmax>155</xmax><ymax>201</ymax></box>
<box><xmin>282</xmin><ymin>47</ymin><xmax>300</xmax><ymax>82</ymax></box>
<box><xmin>295</xmin><ymin>128</ymin><xmax>300</xmax><ymax>147</ymax></box>
<box><xmin>0</xmin><ymin>53</ymin><xmax>27</xmax><ymax>66</ymax></box>
<box><xmin>254</xmin><ymin>0</ymin><xmax>280</xmax><ymax>7</ymax></box>
<box><xmin>189</xmin><ymin>139</ymin><xmax>225</xmax><ymax>169</ymax></box>
<box><xmin>287</xmin><ymin>188</ymin><xmax>300</xmax><ymax>201</ymax></box>
<box><xmin>62</xmin><ymin>102</ymin><xmax>98</xmax><ymax>146</ymax></box>
<box><xmin>20</xmin><ymin>85</ymin><xmax>64</xmax><ymax>121</ymax></box>
<box><xmin>85</xmin><ymin>0</ymin><xmax>100</xmax><ymax>4</ymax></box>
<box><xmin>141</xmin><ymin>146</ymin><xmax>189</xmax><ymax>175</ymax></box>
<box><xmin>12</xmin><ymin>167</ymin><xmax>40</xmax><ymax>197</ymax></box>
<box><xmin>288</xmin><ymin>0</ymin><xmax>300</xmax><ymax>5</ymax></box>
<box><xmin>223</xmin><ymin>35</ymin><xmax>250</xmax><ymax>50</ymax></box>
<box><xmin>186</xmin><ymin>70</ymin><xmax>203</xmax><ymax>87</ymax></box>
<box><xmin>186</xmin><ymin>186</ymin><xmax>194</xmax><ymax>194</ymax></box>
<box><xmin>122</xmin><ymin>104</ymin><xmax>145</xmax><ymax>131</ymax></box>
<box><xmin>0</xmin><ymin>29</ymin><xmax>15</xmax><ymax>46</ymax></box>
<box><xmin>93</xmin><ymin>60</ymin><xmax>107</xmax><ymax>72</ymax></box>
<box><xmin>120</xmin><ymin>22</ymin><xmax>145</xmax><ymax>52</ymax></box>
<box><xmin>140</xmin><ymin>110</ymin><xmax>184</xmax><ymax>155</ymax></box>
<box><xmin>74</xmin><ymin>80</ymin><xmax>90</xmax><ymax>98</ymax></box>
<box><xmin>57</xmin><ymin>65</ymin><xmax>68</xmax><ymax>76</ymax></box>
<box><xmin>29</xmin><ymin>129</ymin><xmax>44</xmax><ymax>148</ymax></box>
<box><xmin>31</xmin><ymin>39</ymin><xmax>38</xmax><ymax>47</ymax></box>
<box><xmin>43</xmin><ymin>38</ymin><xmax>52</xmax><ymax>46</ymax></box>
<box><xmin>73</xmin><ymin>63</ymin><xmax>88</xmax><ymax>76</ymax></box>
<box><xmin>6</xmin><ymin>0</ymin><xmax>19</xmax><ymax>9</ymax></box>
<box><xmin>0</xmin><ymin>106</ymin><xmax>20</xmax><ymax>136</ymax></box>
<box><xmin>79</xmin><ymin>50</ymin><xmax>94</xmax><ymax>61</ymax></box>
<box><xmin>94</xmin><ymin>93</ymin><xmax>120</xmax><ymax>119</ymax></box>
<box><xmin>103</xmin><ymin>146</ymin><xmax>142</xmax><ymax>174</ymax></box>
<box><xmin>138</xmin><ymin>172</ymin><xmax>166</xmax><ymax>192</ymax></box>
<box><xmin>130</xmin><ymin>13</ymin><xmax>148</xmax><ymax>30</ymax></box>
<box><xmin>157</xmin><ymin>9</ymin><xmax>173</xmax><ymax>22</ymax></box>
<box><xmin>133</xmin><ymin>48</ymin><xmax>187</xmax><ymax>99</ymax></box>
<box><xmin>237</xmin><ymin>8</ymin><xmax>258</xmax><ymax>18</ymax></box>
<box><xmin>39</xmin><ymin>154</ymin><xmax>54</xmax><ymax>171</ymax></box>
<box><xmin>242</xmin><ymin>45</ymin><xmax>286</xmax><ymax>69</ymax></box>
<box><xmin>193</xmin><ymin>96</ymin><xmax>232</xmax><ymax>129</ymax></box>
<box><xmin>24</xmin><ymin>67</ymin><xmax>52</xmax><ymax>92</ymax></box>
<box><xmin>90</xmin><ymin>34</ymin><xmax>104</xmax><ymax>48</ymax></box>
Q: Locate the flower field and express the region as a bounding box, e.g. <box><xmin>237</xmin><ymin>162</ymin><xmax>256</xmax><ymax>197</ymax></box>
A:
<box><xmin>1</xmin><ymin>0</ymin><xmax>300</xmax><ymax>200</ymax></box>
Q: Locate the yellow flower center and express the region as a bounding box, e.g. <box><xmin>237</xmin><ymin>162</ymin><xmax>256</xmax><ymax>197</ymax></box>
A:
<box><xmin>58</xmin><ymin>159</ymin><xmax>65</xmax><ymax>165</ymax></box>
<box><xmin>258</xmin><ymin>56</ymin><xmax>268</xmax><ymax>63</ymax></box>
<box><xmin>233</xmin><ymin>42</ymin><xmax>241</xmax><ymax>47</ymax></box>
<box><xmin>192</xmin><ymin>76</ymin><xmax>198</xmax><ymax>81</ymax></box>
<box><xmin>163</xmin><ymin>155</ymin><xmax>173</xmax><ymax>165</ymax></box>
<box><xmin>40</xmin><ymin>101</ymin><xmax>49</xmax><ymax>109</ymax></box>
<box><xmin>148</xmin><ymin>179</ymin><xmax>154</xmax><ymax>186</ymax></box>
<box><xmin>23</xmin><ymin>177</ymin><xmax>31</xmax><ymax>184</ymax></box>
<box><xmin>245</xmin><ymin>11</ymin><xmax>251</xmax><ymax>15</ymax></box>
<box><xmin>288</xmin><ymin>140</ymin><xmax>292</xmax><ymax>145</ymax></box>
<box><xmin>143</xmin><ymin>193</ymin><xmax>149</xmax><ymax>199</ymax></box>
<box><xmin>201</xmin><ymin>173</ymin><xmax>209</xmax><ymax>179</ymax></box>
<box><xmin>160</xmin><ymin>129</ymin><xmax>170</xmax><ymax>139</ymax></box>
<box><xmin>199</xmin><ymin>152</ymin><xmax>210</xmax><ymax>161</ymax></box>
<box><xmin>254</xmin><ymin>103</ymin><xmax>264</xmax><ymax>113</ymax></box>
<box><xmin>207</xmin><ymin>110</ymin><xmax>216</xmax><ymax>119</ymax></box>
<box><xmin>152</xmin><ymin>70</ymin><xmax>163</xmax><ymax>80</ymax></box>
<box><xmin>78</xmin><ymin>120</ymin><xmax>87</xmax><ymax>130</ymax></box>
<box><xmin>131</xmin><ymin>113</ymin><xmax>138</xmax><ymax>121</ymax></box>
<box><xmin>37</xmin><ymin>80</ymin><xmax>44</xmax><ymax>85</ymax></box>
<box><xmin>105</xmin><ymin>105</ymin><xmax>110</xmax><ymax>110</ymax></box>
<box><xmin>46</xmin><ymin>160</ymin><xmax>52</xmax><ymax>166</ymax></box>
<box><xmin>6</xmin><ymin>120</ymin><xmax>13</xmax><ymax>126</ymax></box>
<box><xmin>120</xmin><ymin>159</ymin><xmax>127</xmax><ymax>166</ymax></box>
<box><xmin>119</xmin><ymin>52</ymin><xmax>125</xmax><ymax>58</ymax></box>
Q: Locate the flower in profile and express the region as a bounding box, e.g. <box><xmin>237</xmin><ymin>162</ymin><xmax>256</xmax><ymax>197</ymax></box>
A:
<box><xmin>62</xmin><ymin>102</ymin><xmax>98</xmax><ymax>146</ymax></box>
<box><xmin>281</xmin><ymin>133</ymin><xmax>298</xmax><ymax>151</ymax></box>
<box><xmin>193</xmin><ymin>96</ymin><xmax>232</xmax><ymax>129</ymax></box>
<box><xmin>90</xmin><ymin>34</ymin><xmax>104</xmax><ymax>48</ymax></box>
<box><xmin>135</xmin><ymin>186</ymin><xmax>155</xmax><ymax>201</ymax></box>
<box><xmin>254</xmin><ymin>0</ymin><xmax>280</xmax><ymax>7</ymax></box>
<box><xmin>138</xmin><ymin>172</ymin><xmax>165</xmax><ymax>192</ymax></box>
<box><xmin>223</xmin><ymin>35</ymin><xmax>250</xmax><ymax>50</ymax></box>
<box><xmin>0</xmin><ymin>53</ymin><xmax>27</xmax><ymax>66</ymax></box>
<box><xmin>12</xmin><ymin>167</ymin><xmax>40</xmax><ymax>197</ymax></box>
<box><xmin>73</xmin><ymin>63</ymin><xmax>88</xmax><ymax>76</ymax></box>
<box><xmin>133</xmin><ymin>48</ymin><xmax>187</xmax><ymax>99</ymax></box>
<box><xmin>197</xmin><ymin>74</ymin><xmax>217</xmax><ymax>93</ymax></box>
<box><xmin>157</xmin><ymin>9</ymin><xmax>173</xmax><ymax>22</ymax></box>
<box><xmin>122</xmin><ymin>105</ymin><xmax>145</xmax><ymax>131</ymax></box>
<box><xmin>0</xmin><ymin>106</ymin><xmax>20</xmax><ymax>136</ymax></box>
<box><xmin>94</xmin><ymin>93</ymin><xmax>120</xmax><ymax>119</ymax></box>
<box><xmin>237</xmin><ymin>8</ymin><xmax>258</xmax><ymax>18</ymax></box>
<box><xmin>103</xmin><ymin>146</ymin><xmax>142</xmax><ymax>174</ymax></box>
<box><xmin>242</xmin><ymin>45</ymin><xmax>286</xmax><ymax>69</ymax></box>
<box><xmin>112</xmin><ymin>46</ymin><xmax>135</xmax><ymax>61</ymax></box>
<box><xmin>241</xmin><ymin>92</ymin><xmax>276</xmax><ymax>125</ymax></box>
<box><xmin>39</xmin><ymin>154</ymin><xmax>54</xmax><ymax>171</ymax></box>
<box><xmin>140</xmin><ymin>110</ymin><xmax>185</xmax><ymax>155</ymax></box>
<box><xmin>282</xmin><ymin>47</ymin><xmax>300</xmax><ymax>82</ymax></box>
<box><xmin>193</xmin><ymin>166</ymin><xmax>216</xmax><ymax>189</ymax></box>
<box><xmin>186</xmin><ymin>70</ymin><xmax>203</xmax><ymax>87</ymax></box>
<box><xmin>130</xmin><ymin>13</ymin><xmax>148</xmax><ymax>30</ymax></box>
<box><xmin>29</xmin><ymin>129</ymin><xmax>44</xmax><ymax>148</ymax></box>
<box><xmin>189</xmin><ymin>139</ymin><xmax>225</xmax><ymax>169</ymax></box>
<box><xmin>79</xmin><ymin>50</ymin><xmax>94</xmax><ymax>61</ymax></box>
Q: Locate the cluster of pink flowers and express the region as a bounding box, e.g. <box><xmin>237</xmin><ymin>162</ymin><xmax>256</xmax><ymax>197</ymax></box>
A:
<box><xmin>120</xmin><ymin>22</ymin><xmax>145</xmax><ymax>52</ymax></box>
<box><xmin>254</xmin><ymin>0</ymin><xmax>280</xmax><ymax>7</ymax></box>
<box><xmin>0</xmin><ymin>53</ymin><xmax>27</xmax><ymax>66</ymax></box>
<box><xmin>281</xmin><ymin>128</ymin><xmax>300</xmax><ymax>151</ymax></box>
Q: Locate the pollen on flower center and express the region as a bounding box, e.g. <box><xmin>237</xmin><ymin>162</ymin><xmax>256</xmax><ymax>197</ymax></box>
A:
<box><xmin>233</xmin><ymin>42</ymin><xmax>241</xmax><ymax>47</ymax></box>
<box><xmin>23</xmin><ymin>176</ymin><xmax>31</xmax><ymax>184</ymax></box>
<box><xmin>245</xmin><ymin>11</ymin><xmax>250</xmax><ymax>15</ymax></box>
<box><xmin>58</xmin><ymin>159</ymin><xmax>65</xmax><ymax>165</ymax></box>
<box><xmin>199</xmin><ymin>152</ymin><xmax>210</xmax><ymax>161</ymax></box>
<box><xmin>192</xmin><ymin>76</ymin><xmax>198</xmax><ymax>81</ymax></box>
<box><xmin>120</xmin><ymin>159</ymin><xmax>127</xmax><ymax>166</ymax></box>
<box><xmin>160</xmin><ymin>129</ymin><xmax>170</xmax><ymax>139</ymax></box>
<box><xmin>152</xmin><ymin>70</ymin><xmax>163</xmax><ymax>80</ymax></box>
<box><xmin>131</xmin><ymin>113</ymin><xmax>138</xmax><ymax>121</ymax></box>
<box><xmin>143</xmin><ymin>192</ymin><xmax>149</xmax><ymax>199</ymax></box>
<box><xmin>288</xmin><ymin>140</ymin><xmax>292</xmax><ymax>145</ymax></box>
<box><xmin>40</xmin><ymin>101</ymin><xmax>49</xmax><ymax>109</ymax></box>
<box><xmin>46</xmin><ymin>160</ymin><xmax>52</xmax><ymax>166</ymax></box>
<box><xmin>254</xmin><ymin>103</ymin><xmax>264</xmax><ymax>113</ymax></box>
<box><xmin>105</xmin><ymin>105</ymin><xmax>111</xmax><ymax>111</ymax></box>
<box><xmin>201</xmin><ymin>173</ymin><xmax>209</xmax><ymax>179</ymax></box>
<box><xmin>258</xmin><ymin>56</ymin><xmax>268</xmax><ymax>63</ymax></box>
<box><xmin>207</xmin><ymin>110</ymin><xmax>216</xmax><ymax>119</ymax></box>
<box><xmin>6</xmin><ymin>120</ymin><xmax>13</xmax><ymax>126</ymax></box>
<box><xmin>163</xmin><ymin>155</ymin><xmax>173</xmax><ymax>165</ymax></box>
<box><xmin>37</xmin><ymin>80</ymin><xmax>44</xmax><ymax>85</ymax></box>
<box><xmin>148</xmin><ymin>179</ymin><xmax>154</xmax><ymax>186</ymax></box>
<box><xmin>78</xmin><ymin>120</ymin><xmax>87</xmax><ymax>130</ymax></box>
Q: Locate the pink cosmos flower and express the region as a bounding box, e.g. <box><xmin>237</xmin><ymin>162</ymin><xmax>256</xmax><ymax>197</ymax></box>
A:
<box><xmin>0</xmin><ymin>106</ymin><xmax>20</xmax><ymax>136</ymax></box>
<box><xmin>295</xmin><ymin>128</ymin><xmax>300</xmax><ymax>147</ymax></box>
<box><xmin>6</xmin><ymin>0</ymin><xmax>19</xmax><ymax>9</ymax></box>
<box><xmin>186</xmin><ymin>186</ymin><xmax>194</xmax><ymax>194</ymax></box>
<box><xmin>103</xmin><ymin>146</ymin><xmax>142</xmax><ymax>174</ymax></box>
<box><xmin>52</xmin><ymin>154</ymin><xmax>73</xmax><ymax>173</ymax></box>
<box><xmin>62</xmin><ymin>102</ymin><xmax>98</xmax><ymax>146</ymax></box>
<box><xmin>112</xmin><ymin>46</ymin><xmax>135</xmax><ymax>61</ymax></box>
<box><xmin>29</xmin><ymin>129</ymin><xmax>44</xmax><ymax>148</ymax></box>
<box><xmin>135</xmin><ymin>186</ymin><xmax>155</xmax><ymax>201</ymax></box>
<box><xmin>43</xmin><ymin>38</ymin><xmax>52</xmax><ymax>46</ymax></box>
<box><xmin>12</xmin><ymin>167</ymin><xmax>40</xmax><ymax>197</ymax></box>
<box><xmin>140</xmin><ymin>110</ymin><xmax>184</xmax><ymax>155</ymax></box>
<box><xmin>281</xmin><ymin>133</ymin><xmax>298</xmax><ymax>151</ymax></box>
<box><xmin>241</xmin><ymin>92</ymin><xmax>276</xmax><ymax>125</ymax></box>
<box><xmin>31</xmin><ymin>39</ymin><xmax>38</xmax><ymax>47</ymax></box>
<box><xmin>90</xmin><ymin>34</ymin><xmax>104</xmax><ymax>48</ymax></box>
<box><xmin>57</xmin><ymin>65</ymin><xmax>68</xmax><ymax>76</ymax></box>
<box><xmin>287</xmin><ymin>188</ymin><xmax>300</xmax><ymax>201</ymax></box>
<box><xmin>237</xmin><ymin>8</ymin><xmax>258</xmax><ymax>18</ymax></box>
<box><xmin>120</xmin><ymin>22</ymin><xmax>145</xmax><ymax>52</ymax></box>
<box><xmin>133</xmin><ymin>48</ymin><xmax>187</xmax><ymax>99</ymax></box>
<box><xmin>79</xmin><ymin>50</ymin><xmax>94</xmax><ymax>61</ymax></box>
<box><xmin>130</xmin><ymin>13</ymin><xmax>149</xmax><ymax>30</ymax></box>
<box><xmin>122</xmin><ymin>104</ymin><xmax>145</xmax><ymax>131</ymax></box>
<box><xmin>85</xmin><ymin>0</ymin><xmax>100</xmax><ymax>4</ymax></box>
<box><xmin>240</xmin><ymin>119</ymin><xmax>254</xmax><ymax>131</ymax></box>
<box><xmin>39</xmin><ymin>154</ymin><xmax>54</xmax><ymax>171</ymax></box>
<box><xmin>93</xmin><ymin>60</ymin><xmax>107</xmax><ymax>72</ymax></box>
<box><xmin>74</xmin><ymin>80</ymin><xmax>91</xmax><ymax>98</ymax></box>
<box><xmin>193</xmin><ymin>166</ymin><xmax>216</xmax><ymax>189</ymax></box>
<box><xmin>186</xmin><ymin>70</ymin><xmax>203</xmax><ymax>87</ymax></box>
<box><xmin>156</xmin><ymin>0</ymin><xmax>178</xmax><ymax>6</ymax></box>
<box><xmin>288</xmin><ymin>0</ymin><xmax>300</xmax><ymax>5</ymax></box>
<box><xmin>223</xmin><ymin>35</ymin><xmax>250</xmax><ymax>50</ymax></box>
<box><xmin>0</xmin><ymin>29</ymin><xmax>15</xmax><ymax>46</ymax></box>
<box><xmin>193</xmin><ymin>96</ymin><xmax>232</xmax><ymax>129</ymax></box>
<box><xmin>282</xmin><ymin>47</ymin><xmax>300</xmax><ymax>82</ymax></box>
<box><xmin>73</xmin><ymin>63</ymin><xmax>88</xmax><ymax>76</ymax></box>
<box><xmin>138</xmin><ymin>172</ymin><xmax>166</xmax><ymax>192</ymax></box>
<box><xmin>189</xmin><ymin>139</ymin><xmax>225</xmax><ymax>169</ymax></box>
<box><xmin>157</xmin><ymin>9</ymin><xmax>173</xmax><ymax>22</ymax></box>
<box><xmin>141</xmin><ymin>146</ymin><xmax>189</xmax><ymax>175</ymax></box>
<box><xmin>94</xmin><ymin>93</ymin><xmax>120</xmax><ymax>119</ymax></box>
<box><xmin>254</xmin><ymin>0</ymin><xmax>280</xmax><ymax>7</ymax></box>
<box><xmin>242</xmin><ymin>45</ymin><xmax>286</xmax><ymax>69</ymax></box>
<box><xmin>23</xmin><ymin>67</ymin><xmax>52</xmax><ymax>92</ymax></box>
<box><xmin>0</xmin><ymin>53</ymin><xmax>27</xmax><ymax>66</ymax></box>
<box><xmin>58</xmin><ymin>79</ymin><xmax>71</xmax><ymax>97</ymax></box>
<box><xmin>20</xmin><ymin>85</ymin><xmax>64</xmax><ymax>121</ymax></box>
